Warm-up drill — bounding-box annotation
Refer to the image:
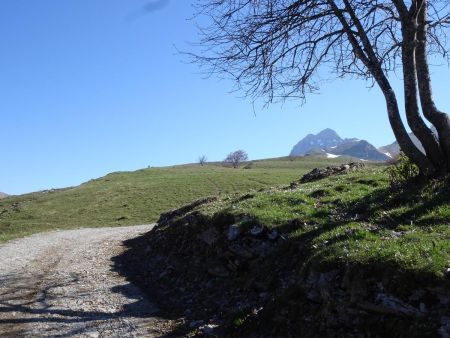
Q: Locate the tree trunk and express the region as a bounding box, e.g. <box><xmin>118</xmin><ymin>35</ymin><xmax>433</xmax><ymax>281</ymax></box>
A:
<box><xmin>330</xmin><ymin>0</ymin><xmax>442</xmax><ymax>177</ymax></box>
<box><xmin>336</xmin><ymin>0</ymin><xmax>437</xmax><ymax>176</ymax></box>
<box><xmin>415</xmin><ymin>1</ymin><xmax>450</xmax><ymax>174</ymax></box>
<box><xmin>399</xmin><ymin>13</ymin><xmax>444</xmax><ymax>173</ymax></box>
<box><xmin>378</xmin><ymin>78</ymin><xmax>436</xmax><ymax>176</ymax></box>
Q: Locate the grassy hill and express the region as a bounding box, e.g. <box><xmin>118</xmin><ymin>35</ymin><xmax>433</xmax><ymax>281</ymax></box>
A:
<box><xmin>0</xmin><ymin>156</ymin><xmax>357</xmax><ymax>243</ymax></box>
<box><xmin>117</xmin><ymin>167</ymin><xmax>450</xmax><ymax>336</ymax></box>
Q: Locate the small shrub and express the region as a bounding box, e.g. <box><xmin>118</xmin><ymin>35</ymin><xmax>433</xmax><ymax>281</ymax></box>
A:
<box><xmin>386</xmin><ymin>152</ymin><xmax>419</xmax><ymax>187</ymax></box>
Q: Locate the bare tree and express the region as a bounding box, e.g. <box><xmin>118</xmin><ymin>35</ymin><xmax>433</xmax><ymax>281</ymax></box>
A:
<box><xmin>192</xmin><ymin>0</ymin><xmax>450</xmax><ymax>177</ymax></box>
<box><xmin>198</xmin><ymin>155</ymin><xmax>208</xmax><ymax>166</ymax></box>
<box><xmin>224</xmin><ymin>150</ymin><xmax>249</xmax><ymax>168</ymax></box>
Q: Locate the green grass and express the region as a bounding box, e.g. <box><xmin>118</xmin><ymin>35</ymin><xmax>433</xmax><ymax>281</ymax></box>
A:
<box><xmin>197</xmin><ymin>168</ymin><xmax>450</xmax><ymax>279</ymax></box>
<box><xmin>0</xmin><ymin>156</ymin><xmax>354</xmax><ymax>243</ymax></box>
<box><xmin>119</xmin><ymin>166</ymin><xmax>449</xmax><ymax>336</ymax></box>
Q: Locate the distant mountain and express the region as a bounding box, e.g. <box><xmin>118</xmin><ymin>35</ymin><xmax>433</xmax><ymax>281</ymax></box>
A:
<box><xmin>290</xmin><ymin>128</ymin><xmax>343</xmax><ymax>156</ymax></box>
<box><xmin>290</xmin><ymin>129</ymin><xmax>390</xmax><ymax>161</ymax></box>
<box><xmin>0</xmin><ymin>192</ymin><xmax>8</xmax><ymax>199</ymax></box>
<box><xmin>331</xmin><ymin>139</ymin><xmax>390</xmax><ymax>161</ymax></box>
<box><xmin>379</xmin><ymin>133</ymin><xmax>425</xmax><ymax>158</ymax></box>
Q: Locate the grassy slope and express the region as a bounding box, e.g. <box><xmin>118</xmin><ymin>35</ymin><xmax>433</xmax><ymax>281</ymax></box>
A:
<box><xmin>0</xmin><ymin>156</ymin><xmax>353</xmax><ymax>243</ymax></box>
<box><xmin>123</xmin><ymin>167</ymin><xmax>450</xmax><ymax>335</ymax></box>
<box><xmin>198</xmin><ymin>169</ymin><xmax>450</xmax><ymax>278</ymax></box>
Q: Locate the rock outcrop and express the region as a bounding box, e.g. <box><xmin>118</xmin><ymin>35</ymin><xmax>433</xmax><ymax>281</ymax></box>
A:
<box><xmin>298</xmin><ymin>162</ymin><xmax>365</xmax><ymax>183</ymax></box>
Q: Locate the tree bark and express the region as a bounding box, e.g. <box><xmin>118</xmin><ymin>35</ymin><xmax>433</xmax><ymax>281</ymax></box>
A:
<box><xmin>399</xmin><ymin>11</ymin><xmax>444</xmax><ymax>173</ymax></box>
<box><xmin>415</xmin><ymin>0</ymin><xmax>450</xmax><ymax>173</ymax></box>
<box><xmin>329</xmin><ymin>0</ymin><xmax>436</xmax><ymax>175</ymax></box>
<box><xmin>379</xmin><ymin>79</ymin><xmax>436</xmax><ymax>176</ymax></box>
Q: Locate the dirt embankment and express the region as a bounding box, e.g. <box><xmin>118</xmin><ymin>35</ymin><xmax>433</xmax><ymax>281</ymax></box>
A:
<box><xmin>116</xmin><ymin>197</ymin><xmax>450</xmax><ymax>337</ymax></box>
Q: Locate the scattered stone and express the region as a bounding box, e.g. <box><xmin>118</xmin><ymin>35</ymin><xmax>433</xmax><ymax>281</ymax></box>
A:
<box><xmin>228</xmin><ymin>243</ymin><xmax>253</xmax><ymax>259</ymax></box>
<box><xmin>158</xmin><ymin>270</ymin><xmax>169</xmax><ymax>279</ymax></box>
<box><xmin>267</xmin><ymin>229</ymin><xmax>278</xmax><ymax>240</ymax></box>
<box><xmin>420</xmin><ymin>302</ymin><xmax>427</xmax><ymax>313</ymax></box>
<box><xmin>249</xmin><ymin>225</ymin><xmax>265</xmax><ymax>236</ymax></box>
<box><xmin>235</xmin><ymin>215</ymin><xmax>252</xmax><ymax>223</ymax></box>
<box><xmin>439</xmin><ymin>316</ymin><xmax>450</xmax><ymax>338</ymax></box>
<box><xmin>227</xmin><ymin>224</ymin><xmax>241</xmax><ymax>241</ymax></box>
<box><xmin>391</xmin><ymin>231</ymin><xmax>404</xmax><ymax>238</ymax></box>
<box><xmin>199</xmin><ymin>228</ymin><xmax>219</xmax><ymax>246</ymax></box>
<box><xmin>227</xmin><ymin>261</ymin><xmax>239</xmax><ymax>272</ymax></box>
<box><xmin>290</xmin><ymin>219</ymin><xmax>308</xmax><ymax>227</ymax></box>
<box><xmin>375</xmin><ymin>292</ymin><xmax>423</xmax><ymax>317</ymax></box>
<box><xmin>299</xmin><ymin>162</ymin><xmax>365</xmax><ymax>183</ymax></box>
<box><xmin>185</xmin><ymin>214</ymin><xmax>199</xmax><ymax>226</ymax></box>
<box><xmin>189</xmin><ymin>320</ymin><xmax>204</xmax><ymax>328</ymax></box>
<box><xmin>207</xmin><ymin>265</ymin><xmax>229</xmax><ymax>278</ymax></box>
<box><xmin>289</xmin><ymin>181</ymin><xmax>300</xmax><ymax>189</ymax></box>
<box><xmin>349</xmin><ymin>274</ymin><xmax>367</xmax><ymax>303</ymax></box>
<box><xmin>200</xmin><ymin>323</ymin><xmax>219</xmax><ymax>335</ymax></box>
<box><xmin>250</xmin><ymin>240</ymin><xmax>274</xmax><ymax>257</ymax></box>
<box><xmin>253</xmin><ymin>276</ymin><xmax>274</xmax><ymax>291</ymax></box>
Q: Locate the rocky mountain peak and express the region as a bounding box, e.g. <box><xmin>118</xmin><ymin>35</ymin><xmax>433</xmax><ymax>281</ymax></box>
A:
<box><xmin>290</xmin><ymin>129</ymin><xmax>343</xmax><ymax>157</ymax></box>
<box><xmin>317</xmin><ymin>128</ymin><xmax>341</xmax><ymax>139</ymax></box>
<box><xmin>290</xmin><ymin>129</ymin><xmax>389</xmax><ymax>161</ymax></box>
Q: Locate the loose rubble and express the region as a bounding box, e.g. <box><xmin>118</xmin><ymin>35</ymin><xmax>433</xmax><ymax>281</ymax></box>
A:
<box><xmin>299</xmin><ymin>162</ymin><xmax>365</xmax><ymax>183</ymax></box>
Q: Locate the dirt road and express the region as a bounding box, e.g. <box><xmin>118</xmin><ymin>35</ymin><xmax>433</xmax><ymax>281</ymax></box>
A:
<box><xmin>0</xmin><ymin>225</ymin><xmax>171</xmax><ymax>337</ymax></box>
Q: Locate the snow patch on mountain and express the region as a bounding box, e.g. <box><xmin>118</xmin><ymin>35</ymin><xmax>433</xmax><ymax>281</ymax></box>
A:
<box><xmin>290</xmin><ymin>129</ymin><xmax>389</xmax><ymax>162</ymax></box>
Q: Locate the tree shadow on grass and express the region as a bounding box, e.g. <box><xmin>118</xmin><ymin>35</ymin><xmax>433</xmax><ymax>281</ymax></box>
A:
<box><xmin>112</xmin><ymin>177</ymin><xmax>450</xmax><ymax>336</ymax></box>
<box><xmin>341</xmin><ymin>177</ymin><xmax>450</xmax><ymax>227</ymax></box>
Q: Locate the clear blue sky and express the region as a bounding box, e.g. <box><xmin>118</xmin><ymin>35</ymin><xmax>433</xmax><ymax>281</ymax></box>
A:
<box><xmin>1</xmin><ymin>0</ymin><xmax>449</xmax><ymax>195</ymax></box>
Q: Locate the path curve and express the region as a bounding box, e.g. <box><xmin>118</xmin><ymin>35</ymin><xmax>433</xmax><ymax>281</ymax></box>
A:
<box><xmin>0</xmin><ymin>225</ymin><xmax>171</xmax><ymax>337</ymax></box>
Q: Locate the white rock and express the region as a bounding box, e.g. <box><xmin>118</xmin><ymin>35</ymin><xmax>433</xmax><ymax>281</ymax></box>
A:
<box><xmin>200</xmin><ymin>324</ymin><xmax>219</xmax><ymax>335</ymax></box>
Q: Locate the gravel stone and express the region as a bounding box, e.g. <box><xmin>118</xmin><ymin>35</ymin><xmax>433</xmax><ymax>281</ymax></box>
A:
<box><xmin>0</xmin><ymin>225</ymin><xmax>174</xmax><ymax>337</ymax></box>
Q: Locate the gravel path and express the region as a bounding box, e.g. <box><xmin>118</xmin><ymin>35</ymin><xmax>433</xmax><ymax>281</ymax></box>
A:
<box><xmin>0</xmin><ymin>225</ymin><xmax>173</xmax><ymax>337</ymax></box>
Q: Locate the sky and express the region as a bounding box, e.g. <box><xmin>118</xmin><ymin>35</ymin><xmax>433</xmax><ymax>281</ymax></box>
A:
<box><xmin>1</xmin><ymin>0</ymin><xmax>450</xmax><ymax>195</ymax></box>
